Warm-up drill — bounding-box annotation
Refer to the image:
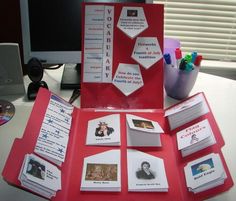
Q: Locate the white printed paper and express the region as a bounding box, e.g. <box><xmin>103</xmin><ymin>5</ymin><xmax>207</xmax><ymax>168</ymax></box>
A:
<box><xmin>132</xmin><ymin>37</ymin><xmax>162</xmax><ymax>69</ymax></box>
<box><xmin>126</xmin><ymin>114</ymin><xmax>164</xmax><ymax>147</ymax></box>
<box><xmin>184</xmin><ymin>153</ymin><xmax>227</xmax><ymax>193</ymax></box>
<box><xmin>34</xmin><ymin>94</ymin><xmax>73</xmax><ymax>166</ymax></box>
<box><xmin>127</xmin><ymin>149</ymin><xmax>169</xmax><ymax>192</ymax></box>
<box><xmin>177</xmin><ymin>119</ymin><xmax>216</xmax><ymax>157</ymax></box>
<box><xmin>165</xmin><ymin>93</ymin><xmax>210</xmax><ymax>130</ymax></box>
<box><xmin>112</xmin><ymin>63</ymin><xmax>144</xmax><ymax>96</ymax></box>
<box><xmin>83</xmin><ymin>5</ymin><xmax>114</xmax><ymax>83</ymax></box>
<box><xmin>19</xmin><ymin>154</ymin><xmax>61</xmax><ymax>199</ymax></box>
<box><xmin>86</xmin><ymin>114</ymin><xmax>120</xmax><ymax>146</ymax></box>
<box><xmin>117</xmin><ymin>7</ymin><xmax>148</xmax><ymax>39</ymax></box>
<box><xmin>80</xmin><ymin>150</ymin><xmax>121</xmax><ymax>192</ymax></box>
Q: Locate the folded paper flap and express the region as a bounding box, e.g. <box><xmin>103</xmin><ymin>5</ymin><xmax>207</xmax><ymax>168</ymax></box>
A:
<box><xmin>165</xmin><ymin>93</ymin><xmax>207</xmax><ymax>117</ymax></box>
<box><xmin>183</xmin><ymin>152</ymin><xmax>234</xmax><ymax>201</ymax></box>
<box><xmin>126</xmin><ymin>114</ymin><xmax>164</xmax><ymax>134</ymax></box>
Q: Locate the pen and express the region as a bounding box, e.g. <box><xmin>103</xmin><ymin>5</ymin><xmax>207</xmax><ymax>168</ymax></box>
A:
<box><xmin>175</xmin><ymin>48</ymin><xmax>182</xmax><ymax>68</ymax></box>
<box><xmin>163</xmin><ymin>53</ymin><xmax>172</xmax><ymax>65</ymax></box>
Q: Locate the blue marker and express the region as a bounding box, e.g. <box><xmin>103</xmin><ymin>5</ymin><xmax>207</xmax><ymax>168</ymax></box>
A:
<box><xmin>163</xmin><ymin>53</ymin><xmax>172</xmax><ymax>65</ymax></box>
<box><xmin>191</xmin><ymin>51</ymin><xmax>198</xmax><ymax>63</ymax></box>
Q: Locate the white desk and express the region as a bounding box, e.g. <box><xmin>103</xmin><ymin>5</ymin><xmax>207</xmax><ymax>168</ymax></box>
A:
<box><xmin>0</xmin><ymin>69</ymin><xmax>235</xmax><ymax>201</ymax></box>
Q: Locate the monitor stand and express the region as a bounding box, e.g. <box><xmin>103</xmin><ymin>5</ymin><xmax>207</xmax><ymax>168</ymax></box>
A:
<box><xmin>60</xmin><ymin>64</ymin><xmax>81</xmax><ymax>89</ymax></box>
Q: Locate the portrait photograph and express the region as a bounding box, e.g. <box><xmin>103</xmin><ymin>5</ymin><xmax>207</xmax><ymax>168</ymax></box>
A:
<box><xmin>136</xmin><ymin>161</ymin><xmax>155</xmax><ymax>180</ymax></box>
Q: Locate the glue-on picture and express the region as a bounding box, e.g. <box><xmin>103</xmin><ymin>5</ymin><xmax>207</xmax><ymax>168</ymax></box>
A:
<box><xmin>191</xmin><ymin>158</ymin><xmax>214</xmax><ymax>176</ymax></box>
<box><xmin>26</xmin><ymin>157</ymin><xmax>46</xmax><ymax>180</ymax></box>
<box><xmin>127</xmin><ymin>9</ymin><xmax>138</xmax><ymax>17</ymax></box>
<box><xmin>132</xmin><ymin>119</ymin><xmax>154</xmax><ymax>129</ymax></box>
<box><xmin>136</xmin><ymin>161</ymin><xmax>155</xmax><ymax>180</ymax></box>
<box><xmin>190</xmin><ymin>133</ymin><xmax>199</xmax><ymax>144</ymax></box>
<box><xmin>85</xmin><ymin>163</ymin><xmax>118</xmax><ymax>181</ymax></box>
<box><xmin>95</xmin><ymin>122</ymin><xmax>114</xmax><ymax>137</ymax></box>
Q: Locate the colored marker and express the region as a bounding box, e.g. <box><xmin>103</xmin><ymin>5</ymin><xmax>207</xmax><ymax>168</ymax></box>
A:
<box><xmin>185</xmin><ymin>62</ymin><xmax>194</xmax><ymax>72</ymax></box>
<box><xmin>194</xmin><ymin>55</ymin><xmax>203</xmax><ymax>67</ymax></box>
<box><xmin>179</xmin><ymin>58</ymin><xmax>187</xmax><ymax>70</ymax></box>
<box><xmin>184</xmin><ymin>54</ymin><xmax>192</xmax><ymax>63</ymax></box>
<box><xmin>175</xmin><ymin>48</ymin><xmax>182</xmax><ymax>67</ymax></box>
<box><xmin>191</xmin><ymin>51</ymin><xmax>197</xmax><ymax>63</ymax></box>
<box><xmin>163</xmin><ymin>53</ymin><xmax>172</xmax><ymax>65</ymax></box>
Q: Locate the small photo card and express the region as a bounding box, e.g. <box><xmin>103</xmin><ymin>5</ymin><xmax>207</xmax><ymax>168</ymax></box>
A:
<box><xmin>165</xmin><ymin>93</ymin><xmax>210</xmax><ymax>130</ymax></box>
<box><xmin>18</xmin><ymin>153</ymin><xmax>61</xmax><ymax>199</ymax></box>
<box><xmin>81</xmin><ymin>149</ymin><xmax>121</xmax><ymax>192</ymax></box>
<box><xmin>86</xmin><ymin>114</ymin><xmax>120</xmax><ymax>146</ymax></box>
<box><xmin>127</xmin><ymin>149</ymin><xmax>169</xmax><ymax>192</ymax></box>
<box><xmin>177</xmin><ymin>119</ymin><xmax>216</xmax><ymax>157</ymax></box>
<box><xmin>184</xmin><ymin>153</ymin><xmax>227</xmax><ymax>193</ymax></box>
<box><xmin>126</xmin><ymin>114</ymin><xmax>164</xmax><ymax>147</ymax></box>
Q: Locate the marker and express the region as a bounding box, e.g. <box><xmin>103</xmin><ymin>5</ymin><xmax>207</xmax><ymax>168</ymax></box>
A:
<box><xmin>175</xmin><ymin>48</ymin><xmax>182</xmax><ymax>67</ymax></box>
<box><xmin>185</xmin><ymin>62</ymin><xmax>194</xmax><ymax>72</ymax></box>
<box><xmin>179</xmin><ymin>58</ymin><xmax>187</xmax><ymax>70</ymax></box>
<box><xmin>194</xmin><ymin>55</ymin><xmax>203</xmax><ymax>67</ymax></box>
<box><xmin>163</xmin><ymin>53</ymin><xmax>172</xmax><ymax>65</ymax></box>
<box><xmin>184</xmin><ymin>54</ymin><xmax>192</xmax><ymax>63</ymax></box>
<box><xmin>191</xmin><ymin>51</ymin><xmax>197</xmax><ymax>63</ymax></box>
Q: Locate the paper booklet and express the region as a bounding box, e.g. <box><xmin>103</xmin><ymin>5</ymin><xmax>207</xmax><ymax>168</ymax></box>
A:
<box><xmin>86</xmin><ymin>114</ymin><xmax>121</xmax><ymax>146</ymax></box>
<box><xmin>34</xmin><ymin>94</ymin><xmax>74</xmax><ymax>166</ymax></box>
<box><xmin>81</xmin><ymin>2</ymin><xmax>164</xmax><ymax>109</ymax></box>
<box><xmin>18</xmin><ymin>153</ymin><xmax>61</xmax><ymax>199</ymax></box>
<box><xmin>165</xmin><ymin>93</ymin><xmax>210</xmax><ymax>130</ymax></box>
<box><xmin>184</xmin><ymin>153</ymin><xmax>227</xmax><ymax>194</ymax></box>
<box><xmin>127</xmin><ymin>149</ymin><xmax>168</xmax><ymax>192</ymax></box>
<box><xmin>2</xmin><ymin>88</ymin><xmax>234</xmax><ymax>201</ymax></box>
<box><xmin>80</xmin><ymin>150</ymin><xmax>121</xmax><ymax>192</ymax></box>
<box><xmin>126</xmin><ymin>114</ymin><xmax>164</xmax><ymax>147</ymax></box>
<box><xmin>177</xmin><ymin>119</ymin><xmax>216</xmax><ymax>157</ymax></box>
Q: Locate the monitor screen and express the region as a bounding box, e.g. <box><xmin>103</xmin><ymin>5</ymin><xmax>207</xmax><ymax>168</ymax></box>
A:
<box><xmin>20</xmin><ymin>0</ymin><xmax>152</xmax><ymax>64</ymax></box>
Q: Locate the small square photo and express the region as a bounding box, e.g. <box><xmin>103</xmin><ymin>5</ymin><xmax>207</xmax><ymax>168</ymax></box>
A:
<box><xmin>132</xmin><ymin>119</ymin><xmax>154</xmax><ymax>129</ymax></box>
<box><xmin>26</xmin><ymin>157</ymin><xmax>46</xmax><ymax>180</ymax></box>
<box><xmin>191</xmin><ymin>158</ymin><xmax>214</xmax><ymax>176</ymax></box>
<box><xmin>85</xmin><ymin>163</ymin><xmax>117</xmax><ymax>181</ymax></box>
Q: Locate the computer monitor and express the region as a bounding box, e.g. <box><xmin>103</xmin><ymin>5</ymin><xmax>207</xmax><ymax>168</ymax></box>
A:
<box><xmin>20</xmin><ymin>0</ymin><xmax>153</xmax><ymax>89</ymax></box>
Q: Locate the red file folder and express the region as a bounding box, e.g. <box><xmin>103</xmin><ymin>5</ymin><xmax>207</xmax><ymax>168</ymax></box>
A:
<box><xmin>2</xmin><ymin>88</ymin><xmax>234</xmax><ymax>201</ymax></box>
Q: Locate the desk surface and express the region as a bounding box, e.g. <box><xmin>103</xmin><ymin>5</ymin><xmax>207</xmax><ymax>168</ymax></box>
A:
<box><xmin>0</xmin><ymin>68</ymin><xmax>235</xmax><ymax>201</ymax></box>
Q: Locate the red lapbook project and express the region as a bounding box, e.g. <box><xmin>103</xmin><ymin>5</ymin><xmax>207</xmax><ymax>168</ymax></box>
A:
<box><xmin>80</xmin><ymin>2</ymin><xmax>164</xmax><ymax>109</ymax></box>
<box><xmin>2</xmin><ymin>88</ymin><xmax>234</xmax><ymax>201</ymax></box>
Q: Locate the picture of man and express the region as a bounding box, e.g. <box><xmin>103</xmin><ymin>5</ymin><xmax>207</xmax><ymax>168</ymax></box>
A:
<box><xmin>136</xmin><ymin>161</ymin><xmax>155</xmax><ymax>180</ymax></box>
<box><xmin>95</xmin><ymin>122</ymin><xmax>114</xmax><ymax>137</ymax></box>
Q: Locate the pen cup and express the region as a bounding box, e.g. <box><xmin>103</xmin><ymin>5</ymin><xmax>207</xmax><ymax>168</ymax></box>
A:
<box><xmin>164</xmin><ymin>64</ymin><xmax>199</xmax><ymax>100</ymax></box>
